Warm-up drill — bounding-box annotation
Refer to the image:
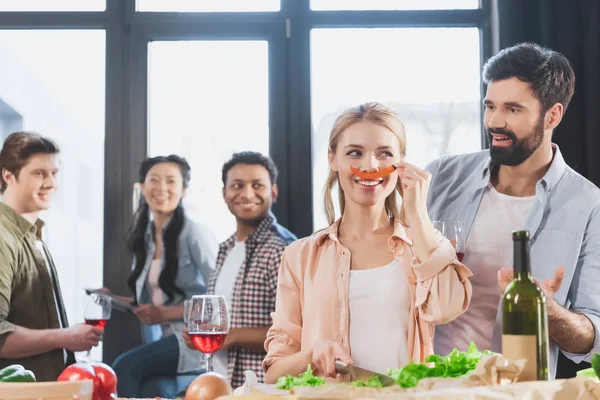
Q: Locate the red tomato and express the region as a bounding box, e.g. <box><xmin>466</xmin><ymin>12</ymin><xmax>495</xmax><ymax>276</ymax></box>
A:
<box><xmin>92</xmin><ymin>363</ymin><xmax>118</xmax><ymax>398</ymax></box>
<box><xmin>58</xmin><ymin>363</ymin><xmax>102</xmax><ymax>400</ymax></box>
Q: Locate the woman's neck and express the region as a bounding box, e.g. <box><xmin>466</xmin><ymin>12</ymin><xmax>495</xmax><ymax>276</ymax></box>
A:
<box><xmin>152</xmin><ymin>211</ymin><xmax>172</xmax><ymax>232</ymax></box>
<box><xmin>338</xmin><ymin>201</ymin><xmax>392</xmax><ymax>240</ymax></box>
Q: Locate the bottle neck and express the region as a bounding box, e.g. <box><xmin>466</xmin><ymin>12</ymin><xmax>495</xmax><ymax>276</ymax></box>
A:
<box><xmin>514</xmin><ymin>237</ymin><xmax>532</xmax><ymax>281</ymax></box>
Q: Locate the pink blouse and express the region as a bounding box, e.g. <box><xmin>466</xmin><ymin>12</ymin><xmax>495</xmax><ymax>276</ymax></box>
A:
<box><xmin>263</xmin><ymin>219</ymin><xmax>473</xmax><ymax>379</ymax></box>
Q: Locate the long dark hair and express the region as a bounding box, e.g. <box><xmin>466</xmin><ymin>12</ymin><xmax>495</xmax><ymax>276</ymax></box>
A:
<box><xmin>126</xmin><ymin>155</ymin><xmax>191</xmax><ymax>305</ymax></box>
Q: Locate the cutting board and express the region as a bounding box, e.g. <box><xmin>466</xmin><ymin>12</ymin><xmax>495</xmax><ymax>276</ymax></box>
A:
<box><xmin>0</xmin><ymin>380</ymin><xmax>93</xmax><ymax>400</ymax></box>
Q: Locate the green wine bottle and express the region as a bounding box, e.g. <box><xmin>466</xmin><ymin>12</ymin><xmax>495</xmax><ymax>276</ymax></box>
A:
<box><xmin>502</xmin><ymin>230</ymin><xmax>549</xmax><ymax>381</ymax></box>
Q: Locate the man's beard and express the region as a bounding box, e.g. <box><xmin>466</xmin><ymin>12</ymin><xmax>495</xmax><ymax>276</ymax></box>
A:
<box><xmin>231</xmin><ymin>200</ymin><xmax>271</xmax><ymax>228</ymax></box>
<box><xmin>488</xmin><ymin>117</ymin><xmax>545</xmax><ymax>166</ymax></box>
<box><xmin>235</xmin><ymin>213</ymin><xmax>267</xmax><ymax>228</ymax></box>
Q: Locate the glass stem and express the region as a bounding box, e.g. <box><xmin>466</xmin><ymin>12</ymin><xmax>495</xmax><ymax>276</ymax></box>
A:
<box><xmin>205</xmin><ymin>353</ymin><xmax>213</xmax><ymax>372</ymax></box>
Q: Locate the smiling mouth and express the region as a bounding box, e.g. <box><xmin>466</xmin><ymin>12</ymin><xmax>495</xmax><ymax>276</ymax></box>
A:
<box><xmin>492</xmin><ymin>134</ymin><xmax>512</xmax><ymax>142</ymax></box>
<box><xmin>355</xmin><ymin>179</ymin><xmax>383</xmax><ymax>187</ymax></box>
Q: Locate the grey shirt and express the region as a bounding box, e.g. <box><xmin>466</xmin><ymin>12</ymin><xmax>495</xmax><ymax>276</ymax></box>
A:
<box><xmin>426</xmin><ymin>144</ymin><xmax>600</xmax><ymax>378</ymax></box>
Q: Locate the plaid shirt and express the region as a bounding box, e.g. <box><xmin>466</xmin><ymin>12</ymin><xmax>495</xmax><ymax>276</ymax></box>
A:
<box><xmin>207</xmin><ymin>213</ymin><xmax>295</xmax><ymax>388</ymax></box>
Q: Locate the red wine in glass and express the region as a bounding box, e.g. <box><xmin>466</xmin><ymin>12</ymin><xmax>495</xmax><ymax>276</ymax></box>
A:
<box><xmin>189</xmin><ymin>332</ymin><xmax>227</xmax><ymax>354</ymax></box>
<box><xmin>433</xmin><ymin>220</ymin><xmax>466</xmax><ymax>262</ymax></box>
<box><xmin>83</xmin><ymin>293</ymin><xmax>111</xmax><ymax>362</ymax></box>
<box><xmin>85</xmin><ymin>319</ymin><xmax>107</xmax><ymax>329</ymax></box>
<box><xmin>187</xmin><ymin>295</ymin><xmax>230</xmax><ymax>373</ymax></box>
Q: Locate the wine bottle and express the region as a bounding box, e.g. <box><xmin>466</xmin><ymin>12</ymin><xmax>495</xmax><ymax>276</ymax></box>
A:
<box><xmin>502</xmin><ymin>230</ymin><xmax>549</xmax><ymax>381</ymax></box>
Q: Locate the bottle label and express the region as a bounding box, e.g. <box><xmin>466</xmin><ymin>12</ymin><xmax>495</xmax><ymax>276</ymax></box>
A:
<box><xmin>502</xmin><ymin>334</ymin><xmax>537</xmax><ymax>381</ymax></box>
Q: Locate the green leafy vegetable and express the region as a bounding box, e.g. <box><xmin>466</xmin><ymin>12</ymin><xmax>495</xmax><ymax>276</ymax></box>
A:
<box><xmin>387</xmin><ymin>342</ymin><xmax>492</xmax><ymax>388</ymax></box>
<box><xmin>578</xmin><ymin>354</ymin><xmax>600</xmax><ymax>379</ymax></box>
<box><xmin>274</xmin><ymin>343</ymin><xmax>493</xmax><ymax>391</ymax></box>
<box><xmin>275</xmin><ymin>365</ymin><xmax>326</xmax><ymax>390</ymax></box>
<box><xmin>349</xmin><ymin>376</ymin><xmax>384</xmax><ymax>388</ymax></box>
<box><xmin>577</xmin><ymin>367</ymin><xmax>598</xmax><ymax>378</ymax></box>
<box><xmin>593</xmin><ymin>353</ymin><xmax>600</xmax><ymax>378</ymax></box>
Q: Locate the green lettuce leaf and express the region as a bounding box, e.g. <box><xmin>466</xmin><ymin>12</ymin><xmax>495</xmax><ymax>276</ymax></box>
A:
<box><xmin>578</xmin><ymin>354</ymin><xmax>600</xmax><ymax>379</ymax></box>
<box><xmin>577</xmin><ymin>367</ymin><xmax>598</xmax><ymax>378</ymax></box>
<box><xmin>386</xmin><ymin>342</ymin><xmax>491</xmax><ymax>388</ymax></box>
<box><xmin>275</xmin><ymin>365</ymin><xmax>326</xmax><ymax>390</ymax></box>
<box><xmin>349</xmin><ymin>375</ymin><xmax>384</xmax><ymax>388</ymax></box>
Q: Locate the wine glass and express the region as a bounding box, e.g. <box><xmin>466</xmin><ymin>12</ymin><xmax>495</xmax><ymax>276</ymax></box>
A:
<box><xmin>83</xmin><ymin>293</ymin><xmax>111</xmax><ymax>361</ymax></box>
<box><xmin>187</xmin><ymin>295</ymin><xmax>229</xmax><ymax>373</ymax></box>
<box><xmin>433</xmin><ymin>220</ymin><xmax>466</xmax><ymax>262</ymax></box>
<box><xmin>183</xmin><ymin>299</ymin><xmax>191</xmax><ymax>324</ymax></box>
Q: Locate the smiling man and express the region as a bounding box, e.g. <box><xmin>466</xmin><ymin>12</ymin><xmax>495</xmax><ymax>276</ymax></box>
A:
<box><xmin>425</xmin><ymin>43</ymin><xmax>600</xmax><ymax>378</ymax></box>
<box><xmin>183</xmin><ymin>151</ymin><xmax>296</xmax><ymax>387</ymax></box>
<box><xmin>0</xmin><ymin>132</ymin><xmax>104</xmax><ymax>381</ymax></box>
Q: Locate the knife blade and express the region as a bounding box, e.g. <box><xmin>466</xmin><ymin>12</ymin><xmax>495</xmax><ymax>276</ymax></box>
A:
<box><xmin>334</xmin><ymin>359</ymin><xmax>396</xmax><ymax>387</ymax></box>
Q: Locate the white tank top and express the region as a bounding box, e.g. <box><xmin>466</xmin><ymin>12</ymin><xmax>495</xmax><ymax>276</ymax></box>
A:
<box><xmin>147</xmin><ymin>259</ymin><xmax>174</xmax><ymax>337</ymax></box>
<box><xmin>434</xmin><ymin>183</ymin><xmax>536</xmax><ymax>355</ymax></box>
<box><xmin>148</xmin><ymin>259</ymin><xmax>164</xmax><ymax>306</ymax></box>
<box><xmin>349</xmin><ymin>259</ymin><xmax>411</xmax><ymax>373</ymax></box>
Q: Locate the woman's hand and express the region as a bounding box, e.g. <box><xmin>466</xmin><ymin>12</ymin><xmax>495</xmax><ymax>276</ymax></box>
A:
<box><xmin>312</xmin><ymin>340</ymin><xmax>352</xmax><ymax>378</ymax></box>
<box><xmin>134</xmin><ymin>304</ymin><xmax>165</xmax><ymax>325</ymax></box>
<box><xmin>395</xmin><ymin>161</ymin><xmax>432</xmax><ymax>221</ymax></box>
<box><xmin>95</xmin><ymin>287</ymin><xmax>112</xmax><ymax>295</ymax></box>
<box><xmin>395</xmin><ymin>161</ymin><xmax>440</xmax><ymax>261</ymax></box>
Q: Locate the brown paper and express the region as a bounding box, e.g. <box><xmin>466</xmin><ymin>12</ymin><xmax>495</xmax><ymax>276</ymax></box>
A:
<box><xmin>413</xmin><ymin>353</ymin><xmax>526</xmax><ymax>391</ymax></box>
<box><xmin>369</xmin><ymin>378</ymin><xmax>600</xmax><ymax>400</ymax></box>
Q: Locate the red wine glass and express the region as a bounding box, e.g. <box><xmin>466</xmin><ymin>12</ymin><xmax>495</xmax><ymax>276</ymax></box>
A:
<box><xmin>187</xmin><ymin>295</ymin><xmax>229</xmax><ymax>373</ymax></box>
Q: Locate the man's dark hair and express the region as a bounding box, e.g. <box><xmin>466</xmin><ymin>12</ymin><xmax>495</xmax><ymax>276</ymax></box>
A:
<box><xmin>0</xmin><ymin>131</ymin><xmax>60</xmax><ymax>193</ymax></box>
<box><xmin>482</xmin><ymin>42</ymin><xmax>575</xmax><ymax>114</ymax></box>
<box><xmin>221</xmin><ymin>151</ymin><xmax>278</xmax><ymax>185</ymax></box>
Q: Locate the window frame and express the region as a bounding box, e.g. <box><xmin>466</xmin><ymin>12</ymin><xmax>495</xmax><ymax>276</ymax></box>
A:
<box><xmin>0</xmin><ymin>0</ymin><xmax>491</xmax><ymax>363</ymax></box>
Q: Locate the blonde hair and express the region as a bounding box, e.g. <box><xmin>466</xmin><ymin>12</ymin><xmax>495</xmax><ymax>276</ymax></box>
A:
<box><xmin>323</xmin><ymin>102</ymin><xmax>407</xmax><ymax>226</ymax></box>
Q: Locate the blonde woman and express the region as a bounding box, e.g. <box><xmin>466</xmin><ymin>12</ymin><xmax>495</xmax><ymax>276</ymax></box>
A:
<box><xmin>263</xmin><ymin>102</ymin><xmax>473</xmax><ymax>383</ymax></box>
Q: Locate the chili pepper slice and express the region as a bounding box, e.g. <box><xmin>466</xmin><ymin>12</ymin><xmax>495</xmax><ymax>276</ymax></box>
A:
<box><xmin>350</xmin><ymin>165</ymin><xmax>397</xmax><ymax>180</ymax></box>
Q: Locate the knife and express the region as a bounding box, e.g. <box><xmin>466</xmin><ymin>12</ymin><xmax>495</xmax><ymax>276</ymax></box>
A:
<box><xmin>334</xmin><ymin>359</ymin><xmax>396</xmax><ymax>387</ymax></box>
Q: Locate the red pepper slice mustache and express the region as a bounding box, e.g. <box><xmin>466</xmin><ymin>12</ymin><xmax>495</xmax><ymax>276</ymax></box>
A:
<box><xmin>350</xmin><ymin>165</ymin><xmax>398</xmax><ymax>180</ymax></box>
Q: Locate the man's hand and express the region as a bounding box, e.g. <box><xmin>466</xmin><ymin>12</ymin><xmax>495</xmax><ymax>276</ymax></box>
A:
<box><xmin>62</xmin><ymin>324</ymin><xmax>103</xmax><ymax>352</ymax></box>
<box><xmin>221</xmin><ymin>329</ymin><xmax>237</xmax><ymax>350</ymax></box>
<box><xmin>497</xmin><ymin>266</ymin><xmax>565</xmax><ymax>299</ymax></box>
<box><xmin>182</xmin><ymin>326</ymin><xmax>194</xmax><ymax>350</ymax></box>
<box><xmin>134</xmin><ymin>304</ymin><xmax>165</xmax><ymax>325</ymax></box>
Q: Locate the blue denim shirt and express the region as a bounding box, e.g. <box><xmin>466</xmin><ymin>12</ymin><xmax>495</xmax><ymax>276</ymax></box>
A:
<box><xmin>134</xmin><ymin>215</ymin><xmax>217</xmax><ymax>373</ymax></box>
<box><xmin>267</xmin><ymin>210</ymin><xmax>297</xmax><ymax>245</ymax></box>
<box><xmin>425</xmin><ymin>144</ymin><xmax>600</xmax><ymax>378</ymax></box>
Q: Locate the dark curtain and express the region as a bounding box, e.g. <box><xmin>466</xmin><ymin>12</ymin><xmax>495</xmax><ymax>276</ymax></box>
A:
<box><xmin>497</xmin><ymin>0</ymin><xmax>600</xmax><ymax>378</ymax></box>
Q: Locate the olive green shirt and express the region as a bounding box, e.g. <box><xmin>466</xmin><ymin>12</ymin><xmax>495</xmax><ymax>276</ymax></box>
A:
<box><xmin>0</xmin><ymin>202</ymin><xmax>75</xmax><ymax>381</ymax></box>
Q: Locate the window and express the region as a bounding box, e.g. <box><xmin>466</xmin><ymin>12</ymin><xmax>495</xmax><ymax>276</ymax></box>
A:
<box><xmin>137</xmin><ymin>0</ymin><xmax>280</xmax><ymax>12</ymax></box>
<box><xmin>311</xmin><ymin>0</ymin><xmax>478</xmax><ymax>11</ymax></box>
<box><xmin>0</xmin><ymin>30</ymin><xmax>106</xmax><ymax>360</ymax></box>
<box><xmin>311</xmin><ymin>27</ymin><xmax>481</xmax><ymax>230</ymax></box>
<box><xmin>0</xmin><ymin>97</ymin><xmax>22</xmax><ymax>142</ymax></box>
<box><xmin>0</xmin><ymin>0</ymin><xmax>105</xmax><ymax>11</ymax></box>
<box><xmin>147</xmin><ymin>41</ymin><xmax>270</xmax><ymax>242</ymax></box>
